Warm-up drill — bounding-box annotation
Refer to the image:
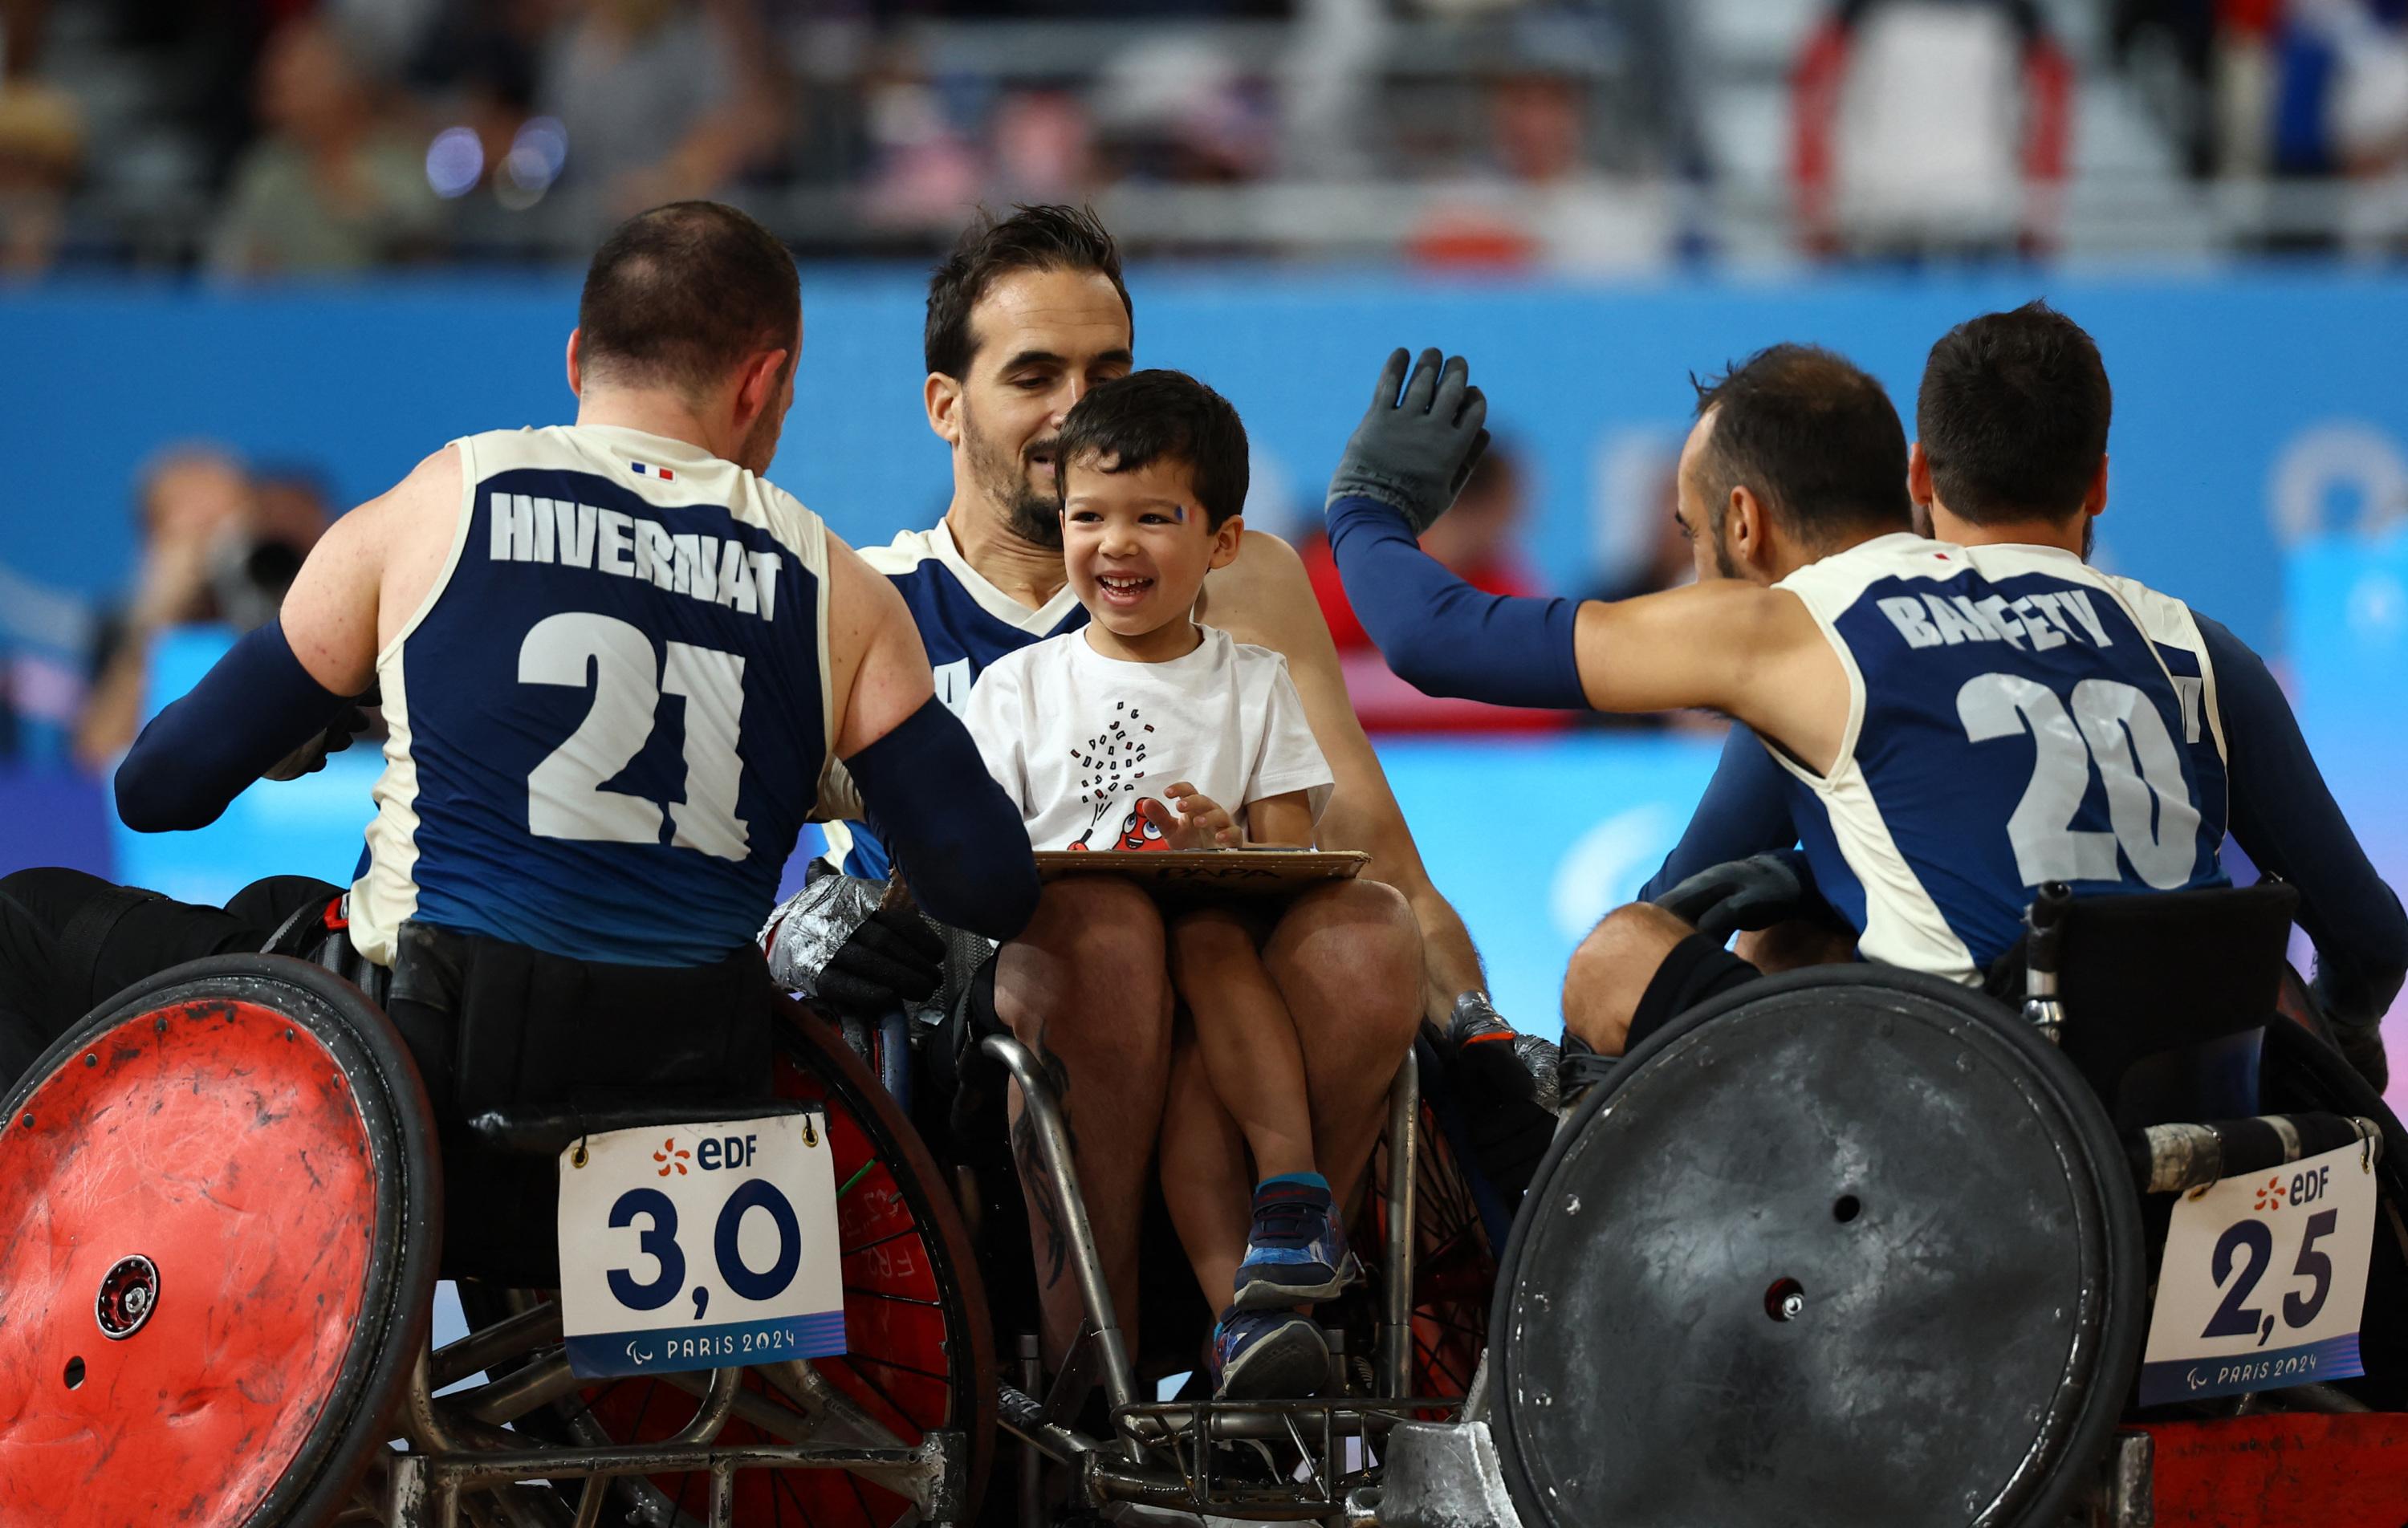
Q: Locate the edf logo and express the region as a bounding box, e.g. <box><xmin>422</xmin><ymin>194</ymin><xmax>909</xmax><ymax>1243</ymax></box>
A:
<box><xmin>651</xmin><ymin>1134</ymin><xmax>759</xmax><ymax>1174</ymax></box>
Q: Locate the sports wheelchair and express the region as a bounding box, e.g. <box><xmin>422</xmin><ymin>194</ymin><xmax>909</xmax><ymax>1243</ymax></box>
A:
<box><xmin>1372</xmin><ymin>880</ymin><xmax>2408</xmax><ymax>1528</ymax></box>
<box><xmin>0</xmin><ymin>935</ymin><xmax>1527</xmax><ymax>1526</ymax></box>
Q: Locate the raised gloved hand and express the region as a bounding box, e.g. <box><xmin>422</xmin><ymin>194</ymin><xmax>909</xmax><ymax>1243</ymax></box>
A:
<box><xmin>1652</xmin><ymin>850</ymin><xmax>1816</xmax><ymax>947</ymax></box>
<box><xmin>763</xmin><ymin>867</ymin><xmax>946</xmax><ymax>1016</ymax></box>
<box><xmin>1324</xmin><ymin>347</ymin><xmax>1491</xmax><ymax>535</ymax></box>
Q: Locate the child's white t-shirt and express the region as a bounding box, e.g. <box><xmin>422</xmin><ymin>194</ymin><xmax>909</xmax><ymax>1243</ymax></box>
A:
<box><xmin>964</xmin><ymin>624</ymin><xmax>1335</xmax><ymax>851</ymax></box>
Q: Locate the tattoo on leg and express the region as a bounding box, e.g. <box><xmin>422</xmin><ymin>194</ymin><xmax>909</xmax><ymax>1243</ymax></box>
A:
<box><xmin>1011</xmin><ymin>1026</ymin><xmax>1080</xmax><ymax>1289</ymax></box>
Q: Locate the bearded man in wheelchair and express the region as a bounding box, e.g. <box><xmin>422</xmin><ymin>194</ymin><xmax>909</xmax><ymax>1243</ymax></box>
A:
<box><xmin>1320</xmin><ymin>330</ymin><xmax>2408</xmax><ymax>1526</ymax></box>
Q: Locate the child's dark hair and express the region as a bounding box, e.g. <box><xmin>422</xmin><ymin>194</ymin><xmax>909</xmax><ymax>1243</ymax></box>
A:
<box><xmin>1052</xmin><ymin>370</ymin><xmax>1249</xmax><ymax>530</ymax></box>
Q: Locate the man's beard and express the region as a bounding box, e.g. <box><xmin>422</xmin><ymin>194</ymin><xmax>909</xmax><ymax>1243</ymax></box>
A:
<box><xmin>736</xmin><ymin>409</ymin><xmax>782</xmax><ymax>476</ymax></box>
<box><xmin>963</xmin><ymin>404</ymin><xmax>1061</xmax><ymax>549</ymax></box>
<box><xmin>1706</xmin><ymin>504</ymin><xmax>1743</xmax><ymax>580</ymax></box>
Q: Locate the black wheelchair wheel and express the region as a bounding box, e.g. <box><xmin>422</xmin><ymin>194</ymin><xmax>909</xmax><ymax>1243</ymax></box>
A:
<box><xmin>1491</xmin><ymin>966</ymin><xmax>2145</xmax><ymax>1528</ymax></box>
<box><xmin>461</xmin><ymin>998</ymin><xmax>995</xmax><ymax>1526</ymax></box>
<box><xmin>0</xmin><ymin>955</ymin><xmax>439</xmax><ymax>1528</ymax></box>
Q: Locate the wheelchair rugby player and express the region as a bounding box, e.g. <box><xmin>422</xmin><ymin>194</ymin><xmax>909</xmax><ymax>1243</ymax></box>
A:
<box><xmin>0</xmin><ymin>202</ymin><xmax>1039</xmax><ymax>1526</ymax></box>
<box><xmin>1331</xmin><ymin>344</ymin><xmax>2408</xmax><ymax>1527</ymax></box>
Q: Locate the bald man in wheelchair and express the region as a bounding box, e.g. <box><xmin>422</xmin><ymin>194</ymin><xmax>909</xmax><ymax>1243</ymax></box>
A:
<box><xmin>1323</xmin><ymin>340</ymin><xmax>2329</xmax><ymax>1052</ymax></box>
<box><xmin>1621</xmin><ymin>303</ymin><xmax>2406</xmax><ymax>1090</ymax></box>
<box><xmin>0</xmin><ymin>201</ymin><xmax>1040</xmax><ymax>1278</ymax></box>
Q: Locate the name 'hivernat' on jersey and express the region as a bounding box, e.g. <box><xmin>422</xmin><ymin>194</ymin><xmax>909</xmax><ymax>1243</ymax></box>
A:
<box><xmin>1767</xmin><ymin>534</ymin><xmax>2230</xmax><ymax>985</ymax></box>
<box><xmin>346</xmin><ymin>424</ymin><xmax>836</xmax><ymax>969</ymax></box>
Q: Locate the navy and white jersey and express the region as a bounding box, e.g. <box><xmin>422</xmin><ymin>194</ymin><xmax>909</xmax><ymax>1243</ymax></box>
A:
<box><xmin>824</xmin><ymin>521</ymin><xmax>1085</xmax><ymax>880</ymax></box>
<box><xmin>348</xmin><ymin>425</ymin><xmax>835</xmax><ymax>968</ymax></box>
<box><xmin>1767</xmin><ymin>534</ymin><xmax>2228</xmax><ymax>983</ymax></box>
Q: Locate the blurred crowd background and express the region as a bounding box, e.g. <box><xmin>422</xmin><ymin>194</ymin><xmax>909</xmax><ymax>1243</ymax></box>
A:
<box><xmin>1</xmin><ymin>0</ymin><xmax>2406</xmax><ymax>278</ymax></box>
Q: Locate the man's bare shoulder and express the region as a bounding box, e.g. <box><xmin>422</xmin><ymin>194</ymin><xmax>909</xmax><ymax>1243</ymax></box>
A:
<box><xmin>1198</xmin><ymin>529</ymin><xmax>1328</xmax><ymax>654</ymax></box>
<box><xmin>344</xmin><ymin>445</ymin><xmax>465</xmax><ymax>540</ymax></box>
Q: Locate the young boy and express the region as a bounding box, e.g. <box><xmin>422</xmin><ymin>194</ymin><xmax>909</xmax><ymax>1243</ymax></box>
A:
<box><xmin>963</xmin><ymin>370</ymin><xmax>1353</xmax><ymax>1400</ymax></box>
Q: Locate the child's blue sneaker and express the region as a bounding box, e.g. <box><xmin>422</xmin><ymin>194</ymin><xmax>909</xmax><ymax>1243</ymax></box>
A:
<box><xmin>1231</xmin><ymin>1178</ymin><xmax>1356</xmax><ymax>1311</ymax></box>
<box><xmin>1209</xmin><ymin>1306</ymin><xmax>1328</xmax><ymax>1400</ymax></box>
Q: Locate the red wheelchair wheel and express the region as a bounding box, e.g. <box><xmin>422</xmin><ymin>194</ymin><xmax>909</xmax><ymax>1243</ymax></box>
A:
<box><xmin>1360</xmin><ymin>1035</ymin><xmax>1501</xmax><ymax>1413</ymax></box>
<box><xmin>0</xmin><ymin>956</ymin><xmax>439</xmax><ymax>1528</ymax></box>
<box><xmin>471</xmin><ymin>998</ymin><xmax>995</xmax><ymax>1526</ymax></box>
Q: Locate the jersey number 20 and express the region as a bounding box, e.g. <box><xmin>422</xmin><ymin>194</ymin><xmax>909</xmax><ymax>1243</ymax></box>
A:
<box><xmin>1958</xmin><ymin>673</ymin><xmax>2201</xmax><ymax>891</ymax></box>
<box><xmin>519</xmin><ymin>611</ymin><xmax>749</xmax><ymax>860</ymax></box>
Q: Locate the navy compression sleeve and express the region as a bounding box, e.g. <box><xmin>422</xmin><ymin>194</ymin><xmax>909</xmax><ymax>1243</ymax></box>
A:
<box><xmin>1325</xmin><ymin>494</ymin><xmax>1587</xmax><ymax>709</ymax></box>
<box><xmin>2199</xmin><ymin>614</ymin><xmax>2408</xmax><ymax>1026</ymax></box>
<box><xmin>1637</xmin><ymin>725</ymin><xmax>1803</xmax><ymax>902</ymax></box>
<box><xmin>846</xmin><ymin>696</ymin><xmax>1040</xmax><ymax>944</ymax></box>
<box><xmin>115</xmin><ymin>618</ymin><xmax>349</xmax><ymax>833</ymax></box>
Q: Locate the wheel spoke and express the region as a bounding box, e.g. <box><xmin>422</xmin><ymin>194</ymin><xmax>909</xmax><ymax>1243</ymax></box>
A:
<box><xmin>845</xmin><ymin>1350</ymin><xmax>953</xmax><ymax>1384</ymax></box>
<box><xmin>840</xmin><ymin>1225</ymin><xmax>925</xmax><ymax>1259</ymax></box>
<box><xmin>783</xmin><ymin>1457</ymin><xmax>856</xmax><ymax>1527</ymax></box>
<box><xmin>841</xmin><ymin>1285</ymin><xmax>945</xmax><ymax>1308</ymax></box>
<box><xmin>829</xmin><ymin>1355</ymin><xmax>935</xmax><ymax>1434</ymax></box>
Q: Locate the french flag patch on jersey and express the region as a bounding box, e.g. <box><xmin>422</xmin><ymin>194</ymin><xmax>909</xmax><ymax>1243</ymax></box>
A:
<box><xmin>631</xmin><ymin>461</ymin><xmax>675</xmax><ymax>481</ymax></box>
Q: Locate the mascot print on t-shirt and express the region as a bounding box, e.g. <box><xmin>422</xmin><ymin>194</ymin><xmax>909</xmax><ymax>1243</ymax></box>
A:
<box><xmin>1064</xmin><ymin>699</ymin><xmax>1171</xmax><ymax>851</ymax></box>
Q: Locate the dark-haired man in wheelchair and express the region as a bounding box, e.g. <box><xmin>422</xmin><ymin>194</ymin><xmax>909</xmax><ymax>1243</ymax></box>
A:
<box><xmin>0</xmin><ymin>201</ymin><xmax>1041</xmax><ymax>1278</ymax></box>
<box><xmin>1628</xmin><ymin>303</ymin><xmax>2406</xmax><ymax>1092</ymax></box>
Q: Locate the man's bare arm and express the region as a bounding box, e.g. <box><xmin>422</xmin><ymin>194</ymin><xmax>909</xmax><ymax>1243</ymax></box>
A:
<box><xmin>1202</xmin><ymin>528</ymin><xmax>1483</xmax><ymax>1020</ymax></box>
<box><xmin>823</xmin><ymin>529</ymin><xmax>1037</xmax><ymax>940</ymax></box>
<box><xmin>822</xmin><ymin>529</ymin><xmax>939</xmax><ymax>760</ymax></box>
<box><xmin>1568</xmin><ymin>582</ymin><xmax>1849</xmax><ymax>775</ymax></box>
<box><xmin>1328</xmin><ymin>483</ymin><xmax>1849</xmax><ymax>776</ymax></box>
<box><xmin>276</xmin><ymin>445</ymin><xmax>465</xmax><ymax>695</ymax></box>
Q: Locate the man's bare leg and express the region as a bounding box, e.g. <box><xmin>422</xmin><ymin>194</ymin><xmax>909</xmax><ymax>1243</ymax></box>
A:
<box><xmin>1263</xmin><ymin>880</ymin><xmax>1424</xmax><ymax>1205</ymax></box>
<box><xmin>1160</xmin><ymin>1022</ymin><xmax>1250</xmax><ymax>1309</ymax></box>
<box><xmin>1560</xmin><ymin>901</ymin><xmax>1694</xmax><ymax>1056</ymax></box>
<box><xmin>992</xmin><ymin>875</ymin><xmax>1174</xmax><ymax>1367</ymax></box>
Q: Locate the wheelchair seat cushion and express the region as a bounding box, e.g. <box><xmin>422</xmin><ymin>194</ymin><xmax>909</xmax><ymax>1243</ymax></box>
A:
<box><xmin>382</xmin><ymin>920</ymin><xmax>781</xmax><ymax>1283</ymax></box>
<box><xmin>1491</xmin><ymin>966</ymin><xmax>2144</xmax><ymax>1528</ymax></box>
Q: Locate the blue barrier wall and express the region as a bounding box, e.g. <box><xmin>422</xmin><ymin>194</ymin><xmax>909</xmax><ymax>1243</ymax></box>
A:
<box><xmin>9</xmin><ymin>270</ymin><xmax>2408</xmax><ymax>656</ymax></box>
<box><xmin>4</xmin><ymin>271</ymin><xmax>2404</xmax><ymax>1075</ymax></box>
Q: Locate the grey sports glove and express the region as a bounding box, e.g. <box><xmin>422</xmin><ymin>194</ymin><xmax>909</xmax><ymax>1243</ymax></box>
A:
<box><xmin>1653</xmin><ymin>850</ymin><xmax>1817</xmax><ymax>946</ymax></box>
<box><xmin>1324</xmin><ymin>347</ymin><xmax>1492</xmax><ymax>534</ymax></box>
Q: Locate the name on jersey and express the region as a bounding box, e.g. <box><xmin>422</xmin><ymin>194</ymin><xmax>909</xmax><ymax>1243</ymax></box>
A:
<box><xmin>490</xmin><ymin>494</ymin><xmax>781</xmax><ymax>623</ymax></box>
<box><xmin>1874</xmin><ymin>587</ymin><xmax>2112</xmax><ymax>653</ymax></box>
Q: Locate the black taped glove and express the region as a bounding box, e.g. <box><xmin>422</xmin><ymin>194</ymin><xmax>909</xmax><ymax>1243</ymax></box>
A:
<box><xmin>817</xmin><ymin>905</ymin><xmax>947</xmax><ymax>1016</ymax></box>
<box><xmin>262</xmin><ymin>688</ymin><xmax>377</xmax><ymax>782</ymax></box>
<box><xmin>763</xmin><ymin>866</ymin><xmax>947</xmax><ymax>1017</ymax></box>
<box><xmin>1324</xmin><ymin>347</ymin><xmax>1492</xmax><ymax>535</ymax></box>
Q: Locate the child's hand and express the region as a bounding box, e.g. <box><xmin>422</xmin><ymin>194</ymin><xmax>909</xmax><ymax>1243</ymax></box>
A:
<box><xmin>1141</xmin><ymin>783</ymin><xmax>1240</xmax><ymax>848</ymax></box>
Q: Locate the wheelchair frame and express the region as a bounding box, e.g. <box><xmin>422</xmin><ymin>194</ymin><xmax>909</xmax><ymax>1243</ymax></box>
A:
<box><xmin>971</xmin><ymin>1030</ymin><xmax>1462</xmax><ymax>1522</ymax></box>
<box><xmin>361</xmin><ymin>1026</ymin><xmax>1454</xmax><ymax>1527</ymax></box>
<box><xmin>380</xmin><ymin>1347</ymin><xmax>970</xmax><ymax>1526</ymax></box>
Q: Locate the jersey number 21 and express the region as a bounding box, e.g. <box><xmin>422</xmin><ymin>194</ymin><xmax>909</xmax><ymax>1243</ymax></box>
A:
<box><xmin>518</xmin><ymin>611</ymin><xmax>750</xmax><ymax>860</ymax></box>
